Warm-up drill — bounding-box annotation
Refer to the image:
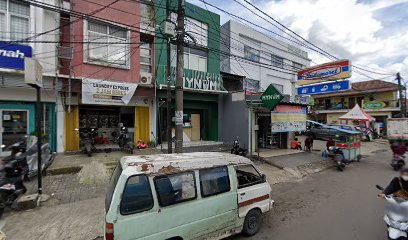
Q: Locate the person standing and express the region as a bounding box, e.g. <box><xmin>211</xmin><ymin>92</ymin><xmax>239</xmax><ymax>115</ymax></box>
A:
<box><xmin>304</xmin><ymin>135</ymin><xmax>314</xmax><ymax>152</ymax></box>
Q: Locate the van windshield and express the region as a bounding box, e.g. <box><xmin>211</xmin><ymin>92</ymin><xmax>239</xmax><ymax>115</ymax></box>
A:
<box><xmin>105</xmin><ymin>163</ymin><xmax>122</xmax><ymax>212</ymax></box>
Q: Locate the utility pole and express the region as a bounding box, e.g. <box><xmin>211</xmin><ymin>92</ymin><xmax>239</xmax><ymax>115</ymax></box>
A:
<box><xmin>397</xmin><ymin>72</ymin><xmax>406</xmax><ymax>117</ymax></box>
<box><xmin>166</xmin><ymin>0</ymin><xmax>172</xmax><ymax>153</ymax></box>
<box><xmin>175</xmin><ymin>0</ymin><xmax>185</xmax><ymax>153</ymax></box>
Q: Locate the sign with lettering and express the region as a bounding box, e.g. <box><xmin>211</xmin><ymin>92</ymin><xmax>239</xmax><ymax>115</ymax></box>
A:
<box><xmin>364</xmin><ymin>101</ymin><xmax>386</xmax><ymax>110</ymax></box>
<box><xmin>297</xmin><ymin>80</ymin><xmax>350</xmax><ymax>95</ymax></box>
<box><xmin>169</xmin><ymin>67</ymin><xmax>223</xmax><ymax>91</ymax></box>
<box><xmin>297</xmin><ymin>60</ymin><xmax>351</xmax><ymax>86</ymax></box>
<box><xmin>271</xmin><ymin>105</ymin><xmax>307</xmax><ymax>132</ymax></box>
<box><xmin>82</xmin><ymin>79</ymin><xmax>137</xmax><ymax>105</ymax></box>
<box><xmin>0</xmin><ymin>41</ymin><xmax>32</xmax><ymax>70</ymax></box>
<box><xmin>295</xmin><ymin>94</ymin><xmax>314</xmax><ymax>106</ymax></box>
<box><xmin>261</xmin><ymin>84</ymin><xmax>284</xmax><ymax>110</ymax></box>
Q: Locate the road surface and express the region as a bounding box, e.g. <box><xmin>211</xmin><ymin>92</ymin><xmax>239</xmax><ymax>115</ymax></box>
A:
<box><xmin>233</xmin><ymin>149</ymin><xmax>393</xmax><ymax>240</ymax></box>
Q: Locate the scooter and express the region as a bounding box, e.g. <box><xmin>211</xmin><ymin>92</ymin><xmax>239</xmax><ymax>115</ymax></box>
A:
<box><xmin>391</xmin><ymin>154</ymin><xmax>406</xmax><ymax>171</ymax></box>
<box><xmin>0</xmin><ymin>160</ymin><xmax>27</xmax><ymax>218</ymax></box>
<box><xmin>118</xmin><ymin>127</ymin><xmax>134</xmax><ymax>154</ymax></box>
<box><xmin>231</xmin><ymin>137</ymin><xmax>247</xmax><ymax>156</ymax></box>
<box><xmin>76</xmin><ymin>128</ymin><xmax>97</xmax><ymax>157</ymax></box>
<box><xmin>1</xmin><ymin>135</ymin><xmax>54</xmax><ymax>179</ymax></box>
<box><xmin>328</xmin><ymin>146</ymin><xmax>348</xmax><ymax>171</ymax></box>
<box><xmin>377</xmin><ymin>185</ymin><xmax>408</xmax><ymax>240</ymax></box>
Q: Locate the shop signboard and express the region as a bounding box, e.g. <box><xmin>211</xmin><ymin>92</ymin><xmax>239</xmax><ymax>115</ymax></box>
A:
<box><xmin>0</xmin><ymin>41</ymin><xmax>32</xmax><ymax>70</ymax></box>
<box><xmin>297</xmin><ymin>80</ymin><xmax>349</xmax><ymax>95</ymax></box>
<box><xmin>82</xmin><ymin>79</ymin><xmax>137</xmax><ymax>105</ymax></box>
<box><xmin>297</xmin><ymin>60</ymin><xmax>351</xmax><ymax>86</ymax></box>
<box><xmin>169</xmin><ymin>67</ymin><xmax>223</xmax><ymax>91</ymax></box>
<box><xmin>271</xmin><ymin>105</ymin><xmax>307</xmax><ymax>132</ymax></box>
<box><xmin>295</xmin><ymin>94</ymin><xmax>314</xmax><ymax>106</ymax></box>
<box><xmin>364</xmin><ymin>101</ymin><xmax>386</xmax><ymax>110</ymax></box>
<box><xmin>261</xmin><ymin>84</ymin><xmax>284</xmax><ymax>110</ymax></box>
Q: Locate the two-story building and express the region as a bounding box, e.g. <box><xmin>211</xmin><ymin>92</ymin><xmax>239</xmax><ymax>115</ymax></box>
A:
<box><xmin>155</xmin><ymin>1</ymin><xmax>223</xmax><ymax>145</ymax></box>
<box><xmin>220</xmin><ymin>20</ymin><xmax>311</xmax><ymax>153</ymax></box>
<box><xmin>0</xmin><ymin>0</ymin><xmax>60</xmax><ymax>156</ymax></box>
<box><xmin>59</xmin><ymin>0</ymin><xmax>156</xmax><ymax>152</ymax></box>
<box><xmin>311</xmin><ymin>80</ymin><xmax>400</xmax><ymax>128</ymax></box>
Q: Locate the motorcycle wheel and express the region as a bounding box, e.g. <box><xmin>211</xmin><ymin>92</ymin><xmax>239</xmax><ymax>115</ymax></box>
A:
<box><xmin>87</xmin><ymin>151</ymin><xmax>92</xmax><ymax>157</ymax></box>
<box><xmin>393</xmin><ymin>165</ymin><xmax>401</xmax><ymax>171</ymax></box>
<box><xmin>337</xmin><ymin>162</ymin><xmax>344</xmax><ymax>171</ymax></box>
<box><xmin>0</xmin><ymin>208</ymin><xmax>4</xmax><ymax>219</ymax></box>
<box><xmin>130</xmin><ymin>148</ymin><xmax>134</xmax><ymax>155</ymax></box>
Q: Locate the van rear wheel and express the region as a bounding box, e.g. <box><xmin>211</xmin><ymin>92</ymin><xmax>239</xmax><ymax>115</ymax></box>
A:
<box><xmin>243</xmin><ymin>209</ymin><xmax>262</xmax><ymax>236</ymax></box>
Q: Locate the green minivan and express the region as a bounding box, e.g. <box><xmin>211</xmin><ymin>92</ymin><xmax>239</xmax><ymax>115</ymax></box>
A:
<box><xmin>105</xmin><ymin>152</ymin><xmax>273</xmax><ymax>240</ymax></box>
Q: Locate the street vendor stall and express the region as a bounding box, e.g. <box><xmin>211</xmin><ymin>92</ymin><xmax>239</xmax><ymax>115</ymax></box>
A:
<box><xmin>338</xmin><ymin>104</ymin><xmax>375</xmax><ymax>140</ymax></box>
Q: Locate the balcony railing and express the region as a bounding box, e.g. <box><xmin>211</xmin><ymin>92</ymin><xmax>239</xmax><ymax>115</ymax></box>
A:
<box><xmin>315</xmin><ymin>100</ymin><xmax>398</xmax><ymax>111</ymax></box>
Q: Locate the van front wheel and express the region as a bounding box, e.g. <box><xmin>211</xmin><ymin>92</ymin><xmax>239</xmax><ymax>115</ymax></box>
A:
<box><xmin>242</xmin><ymin>209</ymin><xmax>263</xmax><ymax>236</ymax></box>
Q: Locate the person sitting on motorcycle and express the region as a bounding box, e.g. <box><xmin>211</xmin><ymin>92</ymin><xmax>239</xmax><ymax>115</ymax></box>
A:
<box><xmin>290</xmin><ymin>138</ymin><xmax>302</xmax><ymax>150</ymax></box>
<box><xmin>391</xmin><ymin>140</ymin><xmax>407</xmax><ymax>156</ymax></box>
<box><xmin>379</xmin><ymin>168</ymin><xmax>408</xmax><ymax>200</ymax></box>
<box><xmin>326</xmin><ymin>137</ymin><xmax>335</xmax><ymax>151</ymax></box>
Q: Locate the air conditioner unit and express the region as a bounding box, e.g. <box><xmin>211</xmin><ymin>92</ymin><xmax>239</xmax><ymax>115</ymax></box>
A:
<box><xmin>140</xmin><ymin>72</ymin><xmax>152</xmax><ymax>85</ymax></box>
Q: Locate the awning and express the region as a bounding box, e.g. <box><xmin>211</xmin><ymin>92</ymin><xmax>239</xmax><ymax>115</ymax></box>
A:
<box><xmin>338</xmin><ymin>104</ymin><xmax>375</xmax><ymax>122</ymax></box>
<box><xmin>307</xmin><ymin>120</ymin><xmax>362</xmax><ymax>135</ymax></box>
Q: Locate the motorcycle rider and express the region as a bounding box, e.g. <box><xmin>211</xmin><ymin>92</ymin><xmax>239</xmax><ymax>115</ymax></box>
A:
<box><xmin>326</xmin><ymin>137</ymin><xmax>335</xmax><ymax>151</ymax></box>
<box><xmin>391</xmin><ymin>140</ymin><xmax>407</xmax><ymax>156</ymax></box>
<box><xmin>379</xmin><ymin>168</ymin><xmax>408</xmax><ymax>200</ymax></box>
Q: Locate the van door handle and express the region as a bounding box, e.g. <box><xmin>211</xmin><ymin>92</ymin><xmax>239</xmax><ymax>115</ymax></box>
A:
<box><xmin>240</xmin><ymin>193</ymin><xmax>245</xmax><ymax>196</ymax></box>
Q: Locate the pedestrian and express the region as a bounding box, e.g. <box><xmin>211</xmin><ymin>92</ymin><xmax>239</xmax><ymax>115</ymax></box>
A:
<box><xmin>290</xmin><ymin>138</ymin><xmax>302</xmax><ymax>151</ymax></box>
<box><xmin>378</xmin><ymin>168</ymin><xmax>408</xmax><ymax>200</ymax></box>
<box><xmin>390</xmin><ymin>140</ymin><xmax>407</xmax><ymax>156</ymax></box>
<box><xmin>304</xmin><ymin>135</ymin><xmax>313</xmax><ymax>152</ymax></box>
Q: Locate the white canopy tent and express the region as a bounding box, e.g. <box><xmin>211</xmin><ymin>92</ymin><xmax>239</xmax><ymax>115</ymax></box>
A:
<box><xmin>338</xmin><ymin>104</ymin><xmax>375</xmax><ymax>122</ymax></box>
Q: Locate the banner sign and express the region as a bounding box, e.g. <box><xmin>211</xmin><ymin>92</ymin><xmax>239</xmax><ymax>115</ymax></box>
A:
<box><xmin>82</xmin><ymin>79</ymin><xmax>137</xmax><ymax>105</ymax></box>
<box><xmin>297</xmin><ymin>60</ymin><xmax>351</xmax><ymax>86</ymax></box>
<box><xmin>295</xmin><ymin>94</ymin><xmax>314</xmax><ymax>106</ymax></box>
<box><xmin>364</xmin><ymin>101</ymin><xmax>386</xmax><ymax>110</ymax></box>
<box><xmin>271</xmin><ymin>105</ymin><xmax>307</xmax><ymax>132</ymax></box>
<box><xmin>297</xmin><ymin>80</ymin><xmax>350</xmax><ymax>95</ymax></box>
<box><xmin>0</xmin><ymin>41</ymin><xmax>32</xmax><ymax>70</ymax></box>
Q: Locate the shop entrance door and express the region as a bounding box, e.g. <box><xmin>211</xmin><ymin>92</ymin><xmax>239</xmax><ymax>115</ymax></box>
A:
<box><xmin>0</xmin><ymin>110</ymin><xmax>29</xmax><ymax>156</ymax></box>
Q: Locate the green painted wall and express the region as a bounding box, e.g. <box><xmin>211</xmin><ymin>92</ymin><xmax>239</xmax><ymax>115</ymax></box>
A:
<box><xmin>155</xmin><ymin>1</ymin><xmax>220</xmax><ymax>141</ymax></box>
<box><xmin>155</xmin><ymin>1</ymin><xmax>221</xmax><ymax>85</ymax></box>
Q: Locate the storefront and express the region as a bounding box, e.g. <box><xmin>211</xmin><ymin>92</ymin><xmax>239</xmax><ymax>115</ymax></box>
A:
<box><xmin>63</xmin><ymin>79</ymin><xmax>156</xmax><ymax>151</ymax></box>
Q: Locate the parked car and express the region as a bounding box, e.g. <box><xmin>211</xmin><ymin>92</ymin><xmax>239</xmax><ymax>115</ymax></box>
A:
<box><xmin>308</xmin><ymin>124</ymin><xmax>360</xmax><ymax>140</ymax></box>
<box><xmin>105</xmin><ymin>152</ymin><xmax>274</xmax><ymax>240</ymax></box>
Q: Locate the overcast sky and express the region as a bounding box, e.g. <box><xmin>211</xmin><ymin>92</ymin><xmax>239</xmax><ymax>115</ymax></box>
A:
<box><xmin>188</xmin><ymin>0</ymin><xmax>408</xmax><ymax>82</ymax></box>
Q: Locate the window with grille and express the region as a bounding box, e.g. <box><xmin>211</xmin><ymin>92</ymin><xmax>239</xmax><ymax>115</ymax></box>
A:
<box><xmin>140</xmin><ymin>42</ymin><xmax>152</xmax><ymax>73</ymax></box>
<box><xmin>293</xmin><ymin>62</ymin><xmax>302</xmax><ymax>71</ymax></box>
<box><xmin>244</xmin><ymin>45</ymin><xmax>260</xmax><ymax>63</ymax></box>
<box><xmin>0</xmin><ymin>0</ymin><xmax>30</xmax><ymax>41</ymax></box>
<box><xmin>271</xmin><ymin>55</ymin><xmax>284</xmax><ymax>68</ymax></box>
<box><xmin>86</xmin><ymin>21</ymin><xmax>129</xmax><ymax>67</ymax></box>
<box><xmin>171</xmin><ymin>13</ymin><xmax>208</xmax><ymax>47</ymax></box>
<box><xmin>171</xmin><ymin>45</ymin><xmax>207</xmax><ymax>72</ymax></box>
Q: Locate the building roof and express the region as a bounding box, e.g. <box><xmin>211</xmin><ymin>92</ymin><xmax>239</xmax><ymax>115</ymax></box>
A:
<box><xmin>120</xmin><ymin>152</ymin><xmax>252</xmax><ymax>176</ymax></box>
<box><xmin>312</xmin><ymin>80</ymin><xmax>399</xmax><ymax>98</ymax></box>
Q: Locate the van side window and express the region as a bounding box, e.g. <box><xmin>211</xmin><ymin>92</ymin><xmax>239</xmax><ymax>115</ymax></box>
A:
<box><xmin>120</xmin><ymin>175</ymin><xmax>153</xmax><ymax>215</ymax></box>
<box><xmin>199</xmin><ymin>167</ymin><xmax>230</xmax><ymax>197</ymax></box>
<box><xmin>236</xmin><ymin>165</ymin><xmax>263</xmax><ymax>189</ymax></box>
<box><xmin>154</xmin><ymin>172</ymin><xmax>196</xmax><ymax>207</ymax></box>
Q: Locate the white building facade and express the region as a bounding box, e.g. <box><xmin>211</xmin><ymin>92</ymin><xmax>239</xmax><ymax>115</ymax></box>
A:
<box><xmin>220</xmin><ymin>20</ymin><xmax>311</xmax><ymax>97</ymax></box>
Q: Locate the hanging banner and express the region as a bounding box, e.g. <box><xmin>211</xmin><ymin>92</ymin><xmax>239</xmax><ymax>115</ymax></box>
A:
<box><xmin>297</xmin><ymin>60</ymin><xmax>351</xmax><ymax>86</ymax></box>
<box><xmin>271</xmin><ymin>105</ymin><xmax>307</xmax><ymax>132</ymax></box>
<box><xmin>82</xmin><ymin>79</ymin><xmax>137</xmax><ymax>105</ymax></box>
<box><xmin>297</xmin><ymin>80</ymin><xmax>350</xmax><ymax>95</ymax></box>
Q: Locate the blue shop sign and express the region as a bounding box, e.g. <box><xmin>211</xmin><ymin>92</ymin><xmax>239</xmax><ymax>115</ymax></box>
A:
<box><xmin>0</xmin><ymin>41</ymin><xmax>32</xmax><ymax>70</ymax></box>
<box><xmin>297</xmin><ymin>80</ymin><xmax>349</xmax><ymax>95</ymax></box>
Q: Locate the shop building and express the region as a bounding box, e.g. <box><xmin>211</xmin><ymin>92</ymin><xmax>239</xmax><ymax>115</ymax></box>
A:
<box><xmin>220</xmin><ymin>20</ymin><xmax>311</xmax><ymax>153</ymax></box>
<box><xmin>311</xmin><ymin>80</ymin><xmax>401</xmax><ymax>132</ymax></box>
<box><xmin>0</xmin><ymin>0</ymin><xmax>60</xmax><ymax>156</ymax></box>
<box><xmin>59</xmin><ymin>0</ymin><xmax>156</xmax><ymax>152</ymax></box>
<box><xmin>155</xmin><ymin>2</ymin><xmax>224</xmax><ymax>144</ymax></box>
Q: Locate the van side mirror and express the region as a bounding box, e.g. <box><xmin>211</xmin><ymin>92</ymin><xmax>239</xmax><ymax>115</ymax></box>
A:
<box><xmin>261</xmin><ymin>174</ymin><xmax>266</xmax><ymax>182</ymax></box>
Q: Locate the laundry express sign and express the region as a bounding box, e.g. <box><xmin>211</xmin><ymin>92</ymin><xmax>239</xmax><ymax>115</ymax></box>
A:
<box><xmin>0</xmin><ymin>41</ymin><xmax>32</xmax><ymax>70</ymax></box>
<box><xmin>297</xmin><ymin>60</ymin><xmax>351</xmax><ymax>86</ymax></box>
<box><xmin>82</xmin><ymin>79</ymin><xmax>137</xmax><ymax>105</ymax></box>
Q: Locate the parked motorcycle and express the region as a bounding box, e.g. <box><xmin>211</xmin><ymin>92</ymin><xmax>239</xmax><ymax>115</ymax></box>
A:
<box><xmin>76</xmin><ymin>128</ymin><xmax>97</xmax><ymax>157</ymax></box>
<box><xmin>231</xmin><ymin>137</ymin><xmax>247</xmax><ymax>156</ymax></box>
<box><xmin>376</xmin><ymin>185</ymin><xmax>408</xmax><ymax>240</ymax></box>
<box><xmin>118</xmin><ymin>127</ymin><xmax>134</xmax><ymax>154</ymax></box>
<box><xmin>0</xmin><ymin>160</ymin><xmax>27</xmax><ymax>218</ymax></box>
<box><xmin>1</xmin><ymin>135</ymin><xmax>54</xmax><ymax>179</ymax></box>
<box><xmin>391</xmin><ymin>154</ymin><xmax>406</xmax><ymax>171</ymax></box>
<box><xmin>328</xmin><ymin>146</ymin><xmax>348</xmax><ymax>171</ymax></box>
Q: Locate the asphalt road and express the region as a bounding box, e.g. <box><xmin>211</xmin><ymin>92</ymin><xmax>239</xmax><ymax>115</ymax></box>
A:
<box><xmin>233</xmin><ymin>149</ymin><xmax>394</xmax><ymax>240</ymax></box>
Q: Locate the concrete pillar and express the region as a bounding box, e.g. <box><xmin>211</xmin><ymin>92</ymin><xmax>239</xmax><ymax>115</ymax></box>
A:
<box><xmin>56</xmin><ymin>93</ymin><xmax>65</xmax><ymax>153</ymax></box>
